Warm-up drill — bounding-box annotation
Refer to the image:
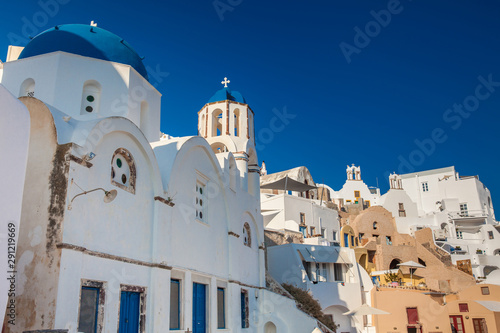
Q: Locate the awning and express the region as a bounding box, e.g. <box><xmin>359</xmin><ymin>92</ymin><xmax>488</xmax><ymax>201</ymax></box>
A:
<box><xmin>298</xmin><ymin>247</ymin><xmax>351</xmax><ymax>264</ymax></box>
<box><xmin>343</xmin><ymin>304</ymin><xmax>390</xmax><ymax>316</ymax></box>
<box><xmin>476</xmin><ymin>301</ymin><xmax>500</xmax><ymax>312</ymax></box>
<box><xmin>371</xmin><ymin>269</ymin><xmax>399</xmax><ymax>276</ymax></box>
<box><xmin>261</xmin><ymin>175</ymin><xmax>317</xmax><ymax>192</ymax></box>
<box><xmin>398</xmin><ymin>261</ymin><xmax>425</xmax><ymax>269</ymax></box>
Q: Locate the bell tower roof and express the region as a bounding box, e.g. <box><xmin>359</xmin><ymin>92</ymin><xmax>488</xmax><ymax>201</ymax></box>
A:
<box><xmin>208</xmin><ymin>87</ymin><xmax>246</xmax><ymax>104</ymax></box>
<box><xmin>207</xmin><ymin>78</ymin><xmax>246</xmax><ymax>104</ymax></box>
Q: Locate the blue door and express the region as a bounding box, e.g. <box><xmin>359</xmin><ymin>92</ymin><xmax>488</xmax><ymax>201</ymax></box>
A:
<box><xmin>119</xmin><ymin>291</ymin><xmax>140</xmax><ymax>333</ymax></box>
<box><xmin>344</xmin><ymin>233</ymin><xmax>349</xmax><ymax>247</ymax></box>
<box><xmin>192</xmin><ymin>283</ymin><xmax>206</xmax><ymax>333</ymax></box>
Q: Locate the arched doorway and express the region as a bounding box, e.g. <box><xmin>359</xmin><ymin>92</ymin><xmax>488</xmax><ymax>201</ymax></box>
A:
<box><xmin>265</xmin><ymin>321</ymin><xmax>277</xmax><ymax>333</ymax></box>
<box><xmin>323</xmin><ymin>305</ymin><xmax>352</xmax><ymax>333</ymax></box>
<box><xmin>389</xmin><ymin>258</ymin><xmax>401</xmax><ymax>270</ymax></box>
<box><xmin>359</xmin><ymin>253</ymin><xmax>367</xmax><ymax>270</ymax></box>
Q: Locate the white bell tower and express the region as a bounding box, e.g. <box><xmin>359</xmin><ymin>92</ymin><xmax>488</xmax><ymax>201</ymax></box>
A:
<box><xmin>197</xmin><ymin>78</ymin><xmax>259</xmax><ymax>194</ymax></box>
<box><xmin>198</xmin><ymin>77</ymin><xmax>255</xmax><ymax>145</ymax></box>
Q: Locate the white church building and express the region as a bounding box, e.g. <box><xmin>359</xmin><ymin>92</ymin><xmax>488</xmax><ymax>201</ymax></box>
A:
<box><xmin>321</xmin><ymin>165</ymin><xmax>381</xmax><ymax>211</ymax></box>
<box><xmin>0</xmin><ymin>23</ymin><xmax>326</xmax><ymax>333</ymax></box>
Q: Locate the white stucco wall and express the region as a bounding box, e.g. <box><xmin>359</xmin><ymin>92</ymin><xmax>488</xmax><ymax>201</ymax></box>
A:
<box><xmin>262</xmin><ymin>194</ymin><xmax>340</xmax><ymax>242</ymax></box>
<box><xmin>334</xmin><ymin>180</ymin><xmax>380</xmax><ymax>207</ymax></box>
<box><xmin>0</xmin><ymin>85</ymin><xmax>30</xmax><ymax>323</ymax></box>
<box><xmin>1</xmin><ymin>52</ymin><xmax>161</xmax><ymax>141</ymax></box>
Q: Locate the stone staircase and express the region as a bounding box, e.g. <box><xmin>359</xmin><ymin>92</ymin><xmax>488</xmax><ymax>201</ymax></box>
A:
<box><xmin>421</xmin><ymin>242</ymin><xmax>452</xmax><ymax>266</ymax></box>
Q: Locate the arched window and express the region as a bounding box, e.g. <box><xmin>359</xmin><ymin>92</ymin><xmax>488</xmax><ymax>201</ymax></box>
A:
<box><xmin>234</xmin><ymin>108</ymin><xmax>240</xmax><ymax>136</ymax></box>
<box><xmin>243</xmin><ymin>222</ymin><xmax>251</xmax><ymax>247</ymax></box>
<box><xmin>19</xmin><ymin>78</ymin><xmax>35</xmax><ymax>97</ymax></box>
<box><xmin>389</xmin><ymin>259</ymin><xmax>401</xmax><ymax>270</ymax></box>
<box><xmin>373</xmin><ymin>222</ymin><xmax>378</xmax><ymax>230</ymax></box>
<box><xmin>264</xmin><ymin>322</ymin><xmax>277</xmax><ymax>333</ymax></box>
<box><xmin>111</xmin><ymin>148</ymin><xmax>136</xmax><ymax>194</ymax></box>
<box><xmin>212</xmin><ymin>109</ymin><xmax>223</xmax><ymax>136</ymax></box>
<box><xmin>210</xmin><ymin>142</ymin><xmax>228</xmax><ymax>154</ymax></box>
<box><xmin>81</xmin><ymin>80</ymin><xmax>101</xmax><ymax>115</ymax></box>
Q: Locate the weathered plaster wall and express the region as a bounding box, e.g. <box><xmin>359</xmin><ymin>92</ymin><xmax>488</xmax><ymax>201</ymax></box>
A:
<box><xmin>5</xmin><ymin>97</ymin><xmax>68</xmax><ymax>332</ymax></box>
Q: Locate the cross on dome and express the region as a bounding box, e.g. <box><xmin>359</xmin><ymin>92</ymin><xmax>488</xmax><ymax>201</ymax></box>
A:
<box><xmin>221</xmin><ymin>77</ymin><xmax>230</xmax><ymax>88</ymax></box>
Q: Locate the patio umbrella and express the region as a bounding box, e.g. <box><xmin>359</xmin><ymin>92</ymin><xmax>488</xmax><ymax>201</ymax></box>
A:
<box><xmin>343</xmin><ymin>303</ymin><xmax>390</xmax><ymax>316</ymax></box>
<box><xmin>397</xmin><ymin>261</ymin><xmax>426</xmax><ymax>285</ymax></box>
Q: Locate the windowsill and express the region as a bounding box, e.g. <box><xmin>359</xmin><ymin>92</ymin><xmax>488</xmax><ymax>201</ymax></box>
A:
<box><xmin>195</xmin><ymin>218</ymin><xmax>209</xmax><ymax>227</ymax></box>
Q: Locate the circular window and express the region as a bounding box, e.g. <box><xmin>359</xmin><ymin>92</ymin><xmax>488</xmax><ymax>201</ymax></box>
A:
<box><xmin>111</xmin><ymin>149</ymin><xmax>135</xmax><ymax>194</ymax></box>
<box><xmin>86</xmin><ymin>95</ymin><xmax>95</xmax><ymax>102</ymax></box>
<box><xmin>85</xmin><ymin>106</ymin><xmax>93</xmax><ymax>112</ymax></box>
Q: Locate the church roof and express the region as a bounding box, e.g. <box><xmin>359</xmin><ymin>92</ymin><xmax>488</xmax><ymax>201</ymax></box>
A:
<box><xmin>208</xmin><ymin>87</ymin><xmax>246</xmax><ymax>104</ymax></box>
<box><xmin>18</xmin><ymin>24</ymin><xmax>149</xmax><ymax>81</ymax></box>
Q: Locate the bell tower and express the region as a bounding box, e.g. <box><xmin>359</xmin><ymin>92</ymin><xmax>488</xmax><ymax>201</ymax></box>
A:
<box><xmin>198</xmin><ymin>77</ymin><xmax>255</xmax><ymax>145</ymax></box>
<box><xmin>197</xmin><ymin>78</ymin><xmax>259</xmax><ymax>194</ymax></box>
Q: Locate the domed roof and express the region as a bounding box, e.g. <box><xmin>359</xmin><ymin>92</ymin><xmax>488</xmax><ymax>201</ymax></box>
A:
<box><xmin>208</xmin><ymin>87</ymin><xmax>246</xmax><ymax>104</ymax></box>
<box><xmin>18</xmin><ymin>24</ymin><xmax>148</xmax><ymax>81</ymax></box>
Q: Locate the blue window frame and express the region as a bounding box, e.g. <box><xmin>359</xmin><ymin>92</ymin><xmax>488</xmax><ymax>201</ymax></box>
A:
<box><xmin>344</xmin><ymin>233</ymin><xmax>349</xmax><ymax>247</ymax></box>
<box><xmin>217</xmin><ymin>288</ymin><xmax>225</xmax><ymax>329</ymax></box>
<box><xmin>170</xmin><ymin>279</ymin><xmax>180</xmax><ymax>330</ymax></box>
<box><xmin>241</xmin><ymin>290</ymin><xmax>249</xmax><ymax>328</ymax></box>
<box><xmin>299</xmin><ymin>226</ymin><xmax>307</xmax><ymax>238</ymax></box>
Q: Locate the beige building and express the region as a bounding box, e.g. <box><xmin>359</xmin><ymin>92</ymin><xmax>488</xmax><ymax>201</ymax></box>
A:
<box><xmin>372</xmin><ymin>284</ymin><xmax>500</xmax><ymax>333</ymax></box>
<box><xmin>341</xmin><ymin>206</ymin><xmax>475</xmax><ymax>292</ymax></box>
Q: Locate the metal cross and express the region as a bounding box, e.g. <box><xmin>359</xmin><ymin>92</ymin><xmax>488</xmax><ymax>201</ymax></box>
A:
<box><xmin>221</xmin><ymin>77</ymin><xmax>230</xmax><ymax>88</ymax></box>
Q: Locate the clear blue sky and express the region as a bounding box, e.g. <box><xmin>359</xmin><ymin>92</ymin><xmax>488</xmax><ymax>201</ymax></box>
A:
<box><xmin>2</xmin><ymin>1</ymin><xmax>500</xmax><ymax>208</ymax></box>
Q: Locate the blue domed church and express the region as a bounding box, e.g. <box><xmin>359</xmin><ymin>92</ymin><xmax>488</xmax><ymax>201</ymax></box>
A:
<box><xmin>0</xmin><ymin>23</ymin><xmax>325</xmax><ymax>333</ymax></box>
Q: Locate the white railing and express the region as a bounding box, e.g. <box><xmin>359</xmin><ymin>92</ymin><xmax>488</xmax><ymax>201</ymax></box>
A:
<box><xmin>448</xmin><ymin>209</ymin><xmax>488</xmax><ymax>219</ymax></box>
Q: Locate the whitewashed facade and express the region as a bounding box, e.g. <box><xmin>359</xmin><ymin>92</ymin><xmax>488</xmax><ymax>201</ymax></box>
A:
<box><xmin>0</xmin><ymin>23</ymin><xmax>323</xmax><ymax>333</ymax></box>
<box><xmin>330</xmin><ymin>165</ymin><xmax>381</xmax><ymax>209</ymax></box>
<box><xmin>380</xmin><ymin>167</ymin><xmax>500</xmax><ymax>283</ymax></box>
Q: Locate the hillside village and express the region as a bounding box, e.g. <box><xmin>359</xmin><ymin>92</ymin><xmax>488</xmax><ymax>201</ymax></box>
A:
<box><xmin>1</xmin><ymin>23</ymin><xmax>499</xmax><ymax>333</ymax></box>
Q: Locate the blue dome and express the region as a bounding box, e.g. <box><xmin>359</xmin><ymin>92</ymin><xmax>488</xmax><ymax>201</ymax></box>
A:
<box><xmin>208</xmin><ymin>87</ymin><xmax>246</xmax><ymax>104</ymax></box>
<box><xmin>18</xmin><ymin>24</ymin><xmax>148</xmax><ymax>81</ymax></box>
